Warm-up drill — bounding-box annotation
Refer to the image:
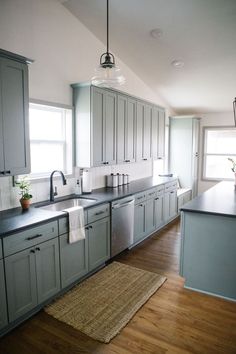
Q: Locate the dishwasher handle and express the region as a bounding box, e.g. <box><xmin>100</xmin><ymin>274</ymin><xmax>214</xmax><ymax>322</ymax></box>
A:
<box><xmin>112</xmin><ymin>199</ymin><xmax>134</xmax><ymax>209</ymax></box>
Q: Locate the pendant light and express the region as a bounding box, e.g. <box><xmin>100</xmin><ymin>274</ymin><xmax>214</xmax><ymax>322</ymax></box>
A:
<box><xmin>91</xmin><ymin>0</ymin><xmax>125</xmax><ymax>87</ymax></box>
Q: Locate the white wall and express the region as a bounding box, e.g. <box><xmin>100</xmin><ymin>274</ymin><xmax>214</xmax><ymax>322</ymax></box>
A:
<box><xmin>0</xmin><ymin>0</ymin><xmax>168</xmax><ymax>210</ymax></box>
<box><xmin>198</xmin><ymin>111</ymin><xmax>235</xmax><ymax>194</ymax></box>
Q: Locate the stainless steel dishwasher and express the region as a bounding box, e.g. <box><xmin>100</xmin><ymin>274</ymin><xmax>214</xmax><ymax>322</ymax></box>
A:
<box><xmin>111</xmin><ymin>195</ymin><xmax>134</xmax><ymax>257</ymax></box>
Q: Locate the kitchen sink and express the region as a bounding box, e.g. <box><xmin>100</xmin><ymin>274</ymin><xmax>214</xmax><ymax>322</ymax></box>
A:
<box><xmin>37</xmin><ymin>197</ymin><xmax>97</xmax><ymax>212</ymax></box>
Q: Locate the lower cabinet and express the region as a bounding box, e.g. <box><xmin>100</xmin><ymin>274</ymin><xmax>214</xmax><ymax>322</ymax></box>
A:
<box><xmin>5</xmin><ymin>238</ymin><xmax>60</xmax><ymax>323</ymax></box>
<box><xmin>60</xmin><ymin>234</ymin><xmax>88</xmax><ymax>288</ymax></box>
<box><xmin>0</xmin><ymin>259</ymin><xmax>8</xmax><ymax>330</ymax></box>
<box><xmin>134</xmin><ymin>202</ymin><xmax>146</xmax><ymax>243</ymax></box>
<box><xmin>164</xmin><ymin>181</ymin><xmax>178</xmax><ymax>222</ymax></box>
<box><xmin>154</xmin><ymin>194</ymin><xmax>165</xmax><ymax>229</ymax></box>
<box><xmin>87</xmin><ymin>217</ymin><xmax>110</xmax><ymax>271</ymax></box>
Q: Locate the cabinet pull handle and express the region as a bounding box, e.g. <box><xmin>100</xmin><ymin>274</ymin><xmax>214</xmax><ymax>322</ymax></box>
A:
<box><xmin>30</xmin><ymin>249</ymin><xmax>35</xmax><ymax>254</ymax></box>
<box><xmin>95</xmin><ymin>210</ymin><xmax>105</xmax><ymax>215</ymax></box>
<box><xmin>0</xmin><ymin>171</ymin><xmax>5</xmax><ymax>175</ymax></box>
<box><xmin>27</xmin><ymin>234</ymin><xmax>43</xmax><ymax>241</ymax></box>
<box><xmin>124</xmin><ymin>160</ymin><xmax>130</xmax><ymax>163</ymax></box>
<box><xmin>89</xmin><ymin>225</ymin><xmax>93</xmax><ymax>229</ymax></box>
<box><xmin>85</xmin><ymin>226</ymin><xmax>89</xmax><ymax>230</ymax></box>
<box><xmin>143</xmin><ymin>158</ymin><xmax>147</xmax><ymax>161</ymax></box>
<box><xmin>155</xmin><ymin>197</ymin><xmax>159</xmax><ymax>200</ymax></box>
<box><xmin>170</xmin><ymin>191</ymin><xmax>174</xmax><ymax>194</ymax></box>
<box><xmin>5</xmin><ymin>170</ymin><xmax>11</xmax><ymax>174</ymax></box>
<box><xmin>36</xmin><ymin>247</ymin><xmax>40</xmax><ymax>251</ymax></box>
<box><xmin>137</xmin><ymin>196</ymin><xmax>143</xmax><ymax>200</ymax></box>
<box><xmin>139</xmin><ymin>204</ymin><xmax>143</xmax><ymax>207</ymax></box>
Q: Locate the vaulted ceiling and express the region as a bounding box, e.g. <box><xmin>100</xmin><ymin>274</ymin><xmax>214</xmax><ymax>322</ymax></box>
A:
<box><xmin>61</xmin><ymin>0</ymin><xmax>236</xmax><ymax>114</ymax></box>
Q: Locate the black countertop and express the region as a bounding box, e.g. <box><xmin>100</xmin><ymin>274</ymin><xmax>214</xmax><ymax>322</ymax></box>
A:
<box><xmin>181</xmin><ymin>181</ymin><xmax>236</xmax><ymax>217</ymax></box>
<box><xmin>0</xmin><ymin>176</ymin><xmax>176</xmax><ymax>237</ymax></box>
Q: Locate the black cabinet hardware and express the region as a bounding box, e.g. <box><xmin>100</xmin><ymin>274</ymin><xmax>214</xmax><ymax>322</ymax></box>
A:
<box><xmin>27</xmin><ymin>234</ymin><xmax>43</xmax><ymax>241</ymax></box>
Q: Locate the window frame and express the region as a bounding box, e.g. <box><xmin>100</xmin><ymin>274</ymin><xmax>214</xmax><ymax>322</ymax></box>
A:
<box><xmin>28</xmin><ymin>99</ymin><xmax>75</xmax><ymax>182</ymax></box>
<box><xmin>202</xmin><ymin>125</ymin><xmax>236</xmax><ymax>181</ymax></box>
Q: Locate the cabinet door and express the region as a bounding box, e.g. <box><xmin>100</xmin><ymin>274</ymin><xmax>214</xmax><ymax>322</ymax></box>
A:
<box><xmin>169</xmin><ymin>191</ymin><xmax>177</xmax><ymax>219</ymax></box>
<box><xmin>145</xmin><ymin>198</ymin><xmax>156</xmax><ymax>235</ymax></box>
<box><xmin>136</xmin><ymin>101</ymin><xmax>145</xmax><ymax>162</ymax></box>
<box><xmin>158</xmin><ymin>109</ymin><xmax>165</xmax><ymax>158</ymax></box>
<box><xmin>5</xmin><ymin>248</ymin><xmax>37</xmax><ymax>322</ymax></box>
<box><xmin>88</xmin><ymin>217</ymin><xmax>110</xmax><ymax>271</ymax></box>
<box><xmin>126</xmin><ymin>98</ymin><xmax>136</xmax><ymax>162</ymax></box>
<box><xmin>0</xmin><ymin>260</ymin><xmax>8</xmax><ymax>330</ymax></box>
<box><xmin>0</xmin><ymin>79</ymin><xmax>4</xmax><ymax>173</ymax></box>
<box><xmin>154</xmin><ymin>195</ymin><xmax>164</xmax><ymax>229</ymax></box>
<box><xmin>0</xmin><ymin>57</ymin><xmax>30</xmax><ymax>175</ymax></box>
<box><xmin>60</xmin><ymin>233</ymin><xmax>88</xmax><ymax>288</ymax></box>
<box><xmin>116</xmin><ymin>94</ymin><xmax>126</xmax><ymax>164</ymax></box>
<box><xmin>143</xmin><ymin>104</ymin><xmax>152</xmax><ymax>160</ymax></box>
<box><xmin>92</xmin><ymin>87</ymin><xmax>104</xmax><ymax>166</ymax></box>
<box><xmin>36</xmin><ymin>238</ymin><xmax>60</xmax><ymax>304</ymax></box>
<box><xmin>104</xmin><ymin>91</ymin><xmax>116</xmax><ymax>164</ymax></box>
<box><xmin>151</xmin><ymin>106</ymin><xmax>159</xmax><ymax>160</ymax></box>
<box><xmin>134</xmin><ymin>203</ymin><xmax>146</xmax><ymax>242</ymax></box>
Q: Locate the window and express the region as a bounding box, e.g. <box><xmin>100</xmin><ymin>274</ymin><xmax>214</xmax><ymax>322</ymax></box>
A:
<box><xmin>29</xmin><ymin>102</ymin><xmax>73</xmax><ymax>179</ymax></box>
<box><xmin>203</xmin><ymin>127</ymin><xmax>236</xmax><ymax>180</ymax></box>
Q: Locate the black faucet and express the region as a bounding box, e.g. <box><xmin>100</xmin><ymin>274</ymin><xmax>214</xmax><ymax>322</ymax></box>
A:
<box><xmin>49</xmin><ymin>170</ymin><xmax>67</xmax><ymax>202</ymax></box>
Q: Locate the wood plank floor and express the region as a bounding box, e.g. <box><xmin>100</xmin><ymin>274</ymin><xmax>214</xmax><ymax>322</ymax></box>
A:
<box><xmin>0</xmin><ymin>219</ymin><xmax>236</xmax><ymax>354</ymax></box>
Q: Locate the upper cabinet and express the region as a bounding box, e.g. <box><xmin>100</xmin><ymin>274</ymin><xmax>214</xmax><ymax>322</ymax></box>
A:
<box><xmin>72</xmin><ymin>84</ymin><xmax>165</xmax><ymax>167</ymax></box>
<box><xmin>0</xmin><ymin>49</ymin><xmax>32</xmax><ymax>176</ymax></box>
<box><xmin>117</xmin><ymin>94</ymin><xmax>136</xmax><ymax>164</ymax></box>
<box><xmin>73</xmin><ymin>85</ymin><xmax>116</xmax><ymax>167</ymax></box>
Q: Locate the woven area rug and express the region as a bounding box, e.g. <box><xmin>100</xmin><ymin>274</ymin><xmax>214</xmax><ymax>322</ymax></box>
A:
<box><xmin>45</xmin><ymin>261</ymin><xmax>166</xmax><ymax>343</ymax></box>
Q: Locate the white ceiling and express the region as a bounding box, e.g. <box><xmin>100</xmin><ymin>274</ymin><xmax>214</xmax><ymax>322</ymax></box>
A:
<box><xmin>62</xmin><ymin>0</ymin><xmax>236</xmax><ymax>114</ymax></box>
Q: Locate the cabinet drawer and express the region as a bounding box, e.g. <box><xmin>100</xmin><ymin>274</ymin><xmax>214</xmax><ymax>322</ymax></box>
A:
<box><xmin>58</xmin><ymin>211</ymin><xmax>88</xmax><ymax>235</ymax></box>
<box><xmin>3</xmin><ymin>221</ymin><xmax>58</xmax><ymax>257</ymax></box>
<box><xmin>135</xmin><ymin>192</ymin><xmax>146</xmax><ymax>204</ymax></box>
<box><xmin>146</xmin><ymin>188</ymin><xmax>157</xmax><ymax>200</ymax></box>
<box><xmin>156</xmin><ymin>184</ymin><xmax>164</xmax><ymax>196</ymax></box>
<box><xmin>165</xmin><ymin>180</ymin><xmax>178</xmax><ymax>192</ymax></box>
<box><xmin>87</xmin><ymin>203</ymin><xmax>110</xmax><ymax>224</ymax></box>
<box><xmin>0</xmin><ymin>241</ymin><xmax>2</xmax><ymax>259</ymax></box>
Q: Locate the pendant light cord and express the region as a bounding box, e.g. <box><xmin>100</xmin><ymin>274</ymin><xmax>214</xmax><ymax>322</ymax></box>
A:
<box><xmin>107</xmin><ymin>0</ymin><xmax>109</xmax><ymax>54</ymax></box>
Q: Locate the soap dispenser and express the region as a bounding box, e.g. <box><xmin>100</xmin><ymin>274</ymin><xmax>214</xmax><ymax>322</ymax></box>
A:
<box><xmin>75</xmin><ymin>178</ymin><xmax>82</xmax><ymax>195</ymax></box>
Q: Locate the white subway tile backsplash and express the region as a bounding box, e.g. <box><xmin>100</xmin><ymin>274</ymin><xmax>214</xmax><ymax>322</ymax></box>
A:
<box><xmin>0</xmin><ymin>161</ymin><xmax>153</xmax><ymax>211</ymax></box>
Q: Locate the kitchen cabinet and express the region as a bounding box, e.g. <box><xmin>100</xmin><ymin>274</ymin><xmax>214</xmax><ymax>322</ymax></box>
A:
<box><xmin>0</xmin><ymin>259</ymin><xmax>8</xmax><ymax>330</ymax></box>
<box><xmin>72</xmin><ymin>84</ymin><xmax>116</xmax><ymax>167</ymax></box>
<box><xmin>164</xmin><ymin>180</ymin><xmax>178</xmax><ymax>222</ymax></box>
<box><xmin>158</xmin><ymin>109</ymin><xmax>165</xmax><ymax>159</ymax></box>
<box><xmin>4</xmin><ymin>221</ymin><xmax>60</xmax><ymax>323</ymax></box>
<box><xmin>136</xmin><ymin>101</ymin><xmax>152</xmax><ymax>162</ymax></box>
<box><xmin>0</xmin><ymin>49</ymin><xmax>32</xmax><ymax>176</ymax></box>
<box><xmin>117</xmin><ymin>94</ymin><xmax>136</xmax><ymax>163</ymax></box>
<box><xmin>169</xmin><ymin>116</ymin><xmax>200</xmax><ymax>197</ymax></box>
<box><xmin>87</xmin><ymin>216</ymin><xmax>110</xmax><ymax>271</ymax></box>
<box><xmin>154</xmin><ymin>185</ymin><xmax>165</xmax><ymax>229</ymax></box>
<box><xmin>145</xmin><ymin>189</ymin><xmax>157</xmax><ymax>235</ymax></box>
<box><xmin>59</xmin><ymin>216</ymin><xmax>88</xmax><ymax>289</ymax></box>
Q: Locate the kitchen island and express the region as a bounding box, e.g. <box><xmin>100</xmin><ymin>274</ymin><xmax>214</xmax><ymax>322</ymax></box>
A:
<box><xmin>180</xmin><ymin>181</ymin><xmax>236</xmax><ymax>301</ymax></box>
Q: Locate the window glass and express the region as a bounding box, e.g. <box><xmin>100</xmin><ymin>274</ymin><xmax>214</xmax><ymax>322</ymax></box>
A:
<box><xmin>29</xmin><ymin>102</ymin><xmax>73</xmax><ymax>179</ymax></box>
<box><xmin>203</xmin><ymin>127</ymin><xmax>236</xmax><ymax>180</ymax></box>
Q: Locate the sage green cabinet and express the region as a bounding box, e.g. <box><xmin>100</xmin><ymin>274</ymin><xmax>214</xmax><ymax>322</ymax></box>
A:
<box><xmin>0</xmin><ymin>259</ymin><xmax>8</xmax><ymax>330</ymax></box>
<box><xmin>72</xmin><ymin>84</ymin><xmax>116</xmax><ymax>167</ymax></box>
<box><xmin>136</xmin><ymin>101</ymin><xmax>152</xmax><ymax>161</ymax></box>
<box><xmin>59</xmin><ymin>233</ymin><xmax>88</xmax><ymax>288</ymax></box>
<box><xmin>158</xmin><ymin>109</ymin><xmax>165</xmax><ymax>159</ymax></box>
<box><xmin>134</xmin><ymin>202</ymin><xmax>146</xmax><ymax>243</ymax></box>
<box><xmin>0</xmin><ymin>50</ymin><xmax>31</xmax><ymax>176</ymax></box>
<box><xmin>87</xmin><ymin>216</ymin><xmax>110</xmax><ymax>271</ymax></box>
<box><xmin>117</xmin><ymin>94</ymin><xmax>136</xmax><ymax>163</ymax></box>
<box><xmin>5</xmin><ymin>238</ymin><xmax>60</xmax><ymax>323</ymax></box>
<box><xmin>145</xmin><ymin>191</ymin><xmax>156</xmax><ymax>235</ymax></box>
<box><xmin>164</xmin><ymin>181</ymin><xmax>178</xmax><ymax>222</ymax></box>
<box><xmin>154</xmin><ymin>194</ymin><xmax>165</xmax><ymax>229</ymax></box>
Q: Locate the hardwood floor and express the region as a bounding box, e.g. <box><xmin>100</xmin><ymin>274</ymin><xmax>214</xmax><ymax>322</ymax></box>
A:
<box><xmin>0</xmin><ymin>219</ymin><xmax>236</xmax><ymax>354</ymax></box>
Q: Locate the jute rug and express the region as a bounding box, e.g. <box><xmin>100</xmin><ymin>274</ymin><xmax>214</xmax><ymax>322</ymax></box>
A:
<box><xmin>45</xmin><ymin>261</ymin><xmax>166</xmax><ymax>343</ymax></box>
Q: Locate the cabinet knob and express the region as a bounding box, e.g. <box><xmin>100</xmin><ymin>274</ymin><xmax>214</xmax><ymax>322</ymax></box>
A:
<box><xmin>36</xmin><ymin>247</ymin><xmax>40</xmax><ymax>251</ymax></box>
<box><xmin>89</xmin><ymin>225</ymin><xmax>93</xmax><ymax>229</ymax></box>
<box><xmin>30</xmin><ymin>249</ymin><xmax>35</xmax><ymax>254</ymax></box>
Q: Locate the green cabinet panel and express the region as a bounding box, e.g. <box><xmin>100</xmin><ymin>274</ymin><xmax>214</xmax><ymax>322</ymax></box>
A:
<box><xmin>0</xmin><ymin>241</ymin><xmax>3</xmax><ymax>259</ymax></box>
<box><xmin>104</xmin><ymin>90</ymin><xmax>116</xmax><ymax>165</ymax></box>
<box><xmin>143</xmin><ymin>104</ymin><xmax>152</xmax><ymax>160</ymax></box>
<box><xmin>154</xmin><ymin>195</ymin><xmax>164</xmax><ymax>229</ymax></box>
<box><xmin>0</xmin><ymin>55</ymin><xmax>30</xmax><ymax>176</ymax></box>
<box><xmin>0</xmin><ymin>260</ymin><xmax>8</xmax><ymax>330</ymax></box>
<box><xmin>134</xmin><ymin>203</ymin><xmax>146</xmax><ymax>243</ymax></box>
<box><xmin>136</xmin><ymin>101</ymin><xmax>152</xmax><ymax>161</ymax></box>
<box><xmin>59</xmin><ymin>233</ymin><xmax>88</xmax><ymax>288</ymax></box>
<box><xmin>158</xmin><ymin>109</ymin><xmax>165</xmax><ymax>159</ymax></box>
<box><xmin>5</xmin><ymin>248</ymin><xmax>37</xmax><ymax>322</ymax></box>
<box><xmin>36</xmin><ymin>238</ymin><xmax>60</xmax><ymax>304</ymax></box>
<box><xmin>145</xmin><ymin>198</ymin><xmax>156</xmax><ymax>235</ymax></box>
<box><xmin>5</xmin><ymin>237</ymin><xmax>60</xmax><ymax>323</ymax></box>
<box><xmin>88</xmin><ymin>217</ymin><xmax>110</xmax><ymax>271</ymax></box>
<box><xmin>92</xmin><ymin>87</ymin><xmax>104</xmax><ymax>166</ymax></box>
<box><xmin>135</xmin><ymin>101</ymin><xmax>144</xmax><ymax>162</ymax></box>
<box><xmin>117</xmin><ymin>94</ymin><xmax>135</xmax><ymax>163</ymax></box>
<box><xmin>151</xmin><ymin>106</ymin><xmax>159</xmax><ymax>160</ymax></box>
<box><xmin>164</xmin><ymin>190</ymin><xmax>177</xmax><ymax>222</ymax></box>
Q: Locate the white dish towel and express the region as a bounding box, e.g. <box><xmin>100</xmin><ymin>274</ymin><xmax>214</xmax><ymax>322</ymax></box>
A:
<box><xmin>63</xmin><ymin>206</ymin><xmax>85</xmax><ymax>244</ymax></box>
